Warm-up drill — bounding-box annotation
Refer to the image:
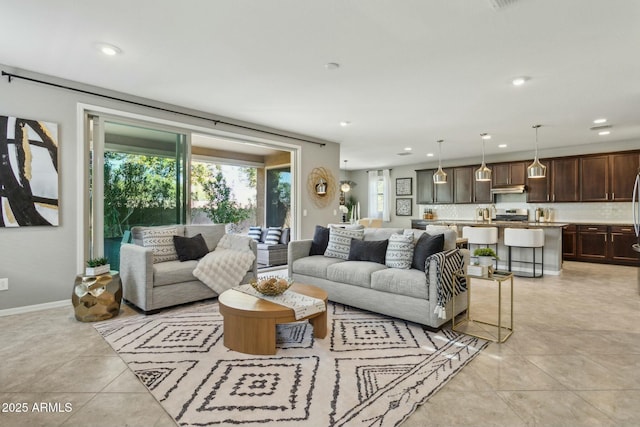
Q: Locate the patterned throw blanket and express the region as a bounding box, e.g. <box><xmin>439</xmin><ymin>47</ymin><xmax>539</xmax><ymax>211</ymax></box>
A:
<box><xmin>233</xmin><ymin>284</ymin><xmax>326</xmax><ymax>320</ymax></box>
<box><xmin>425</xmin><ymin>249</ymin><xmax>466</xmax><ymax>319</ymax></box>
<box><xmin>193</xmin><ymin>234</ymin><xmax>255</xmax><ymax>295</ymax></box>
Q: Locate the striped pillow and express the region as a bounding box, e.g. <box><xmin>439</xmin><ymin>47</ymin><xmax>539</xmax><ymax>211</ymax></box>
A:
<box><xmin>141</xmin><ymin>227</ymin><xmax>179</xmax><ymax>263</ymax></box>
<box><xmin>385</xmin><ymin>233</ymin><xmax>414</xmax><ymax>269</ymax></box>
<box><xmin>264</xmin><ymin>227</ymin><xmax>282</xmax><ymax>245</ymax></box>
<box><xmin>324</xmin><ymin>227</ymin><xmax>365</xmax><ymax>260</ymax></box>
<box><xmin>248</xmin><ymin>226</ymin><xmax>263</xmax><ymax>242</ymax></box>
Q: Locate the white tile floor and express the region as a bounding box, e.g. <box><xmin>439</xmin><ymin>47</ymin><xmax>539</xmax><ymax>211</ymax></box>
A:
<box><xmin>0</xmin><ymin>261</ymin><xmax>638</xmax><ymax>426</ymax></box>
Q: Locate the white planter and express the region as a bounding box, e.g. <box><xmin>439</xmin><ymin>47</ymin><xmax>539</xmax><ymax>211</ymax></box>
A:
<box><xmin>477</xmin><ymin>256</ymin><xmax>494</xmax><ymax>267</ymax></box>
<box><xmin>85</xmin><ymin>264</ymin><xmax>110</xmax><ymax>276</ymax></box>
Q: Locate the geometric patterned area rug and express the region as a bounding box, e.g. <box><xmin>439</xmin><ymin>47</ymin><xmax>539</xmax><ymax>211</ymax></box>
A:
<box><xmin>94</xmin><ymin>301</ymin><xmax>488</xmax><ymax>427</ymax></box>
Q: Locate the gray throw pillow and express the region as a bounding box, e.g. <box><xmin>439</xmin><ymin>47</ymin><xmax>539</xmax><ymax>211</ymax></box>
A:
<box><xmin>324</xmin><ymin>227</ymin><xmax>365</xmax><ymax>260</ymax></box>
<box><xmin>385</xmin><ymin>233</ymin><xmax>414</xmax><ymax>269</ymax></box>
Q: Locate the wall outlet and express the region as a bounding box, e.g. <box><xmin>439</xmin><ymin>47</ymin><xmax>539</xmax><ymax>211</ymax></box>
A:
<box><xmin>0</xmin><ymin>278</ymin><xmax>8</xmax><ymax>291</ymax></box>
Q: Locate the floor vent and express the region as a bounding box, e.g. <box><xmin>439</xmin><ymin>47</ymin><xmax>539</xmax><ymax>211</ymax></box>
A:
<box><xmin>487</xmin><ymin>0</ymin><xmax>519</xmax><ymax>10</ymax></box>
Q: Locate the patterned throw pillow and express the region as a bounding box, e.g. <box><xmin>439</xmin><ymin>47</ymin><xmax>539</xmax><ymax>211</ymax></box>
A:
<box><xmin>141</xmin><ymin>227</ymin><xmax>179</xmax><ymax>263</ymax></box>
<box><xmin>248</xmin><ymin>226</ymin><xmax>263</xmax><ymax>242</ymax></box>
<box><xmin>264</xmin><ymin>227</ymin><xmax>283</xmax><ymax>245</ymax></box>
<box><xmin>324</xmin><ymin>227</ymin><xmax>365</xmax><ymax>260</ymax></box>
<box><xmin>385</xmin><ymin>233</ymin><xmax>415</xmax><ymax>269</ymax></box>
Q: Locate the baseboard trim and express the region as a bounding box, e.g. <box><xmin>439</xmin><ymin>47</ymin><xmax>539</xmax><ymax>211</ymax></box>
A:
<box><xmin>0</xmin><ymin>300</ymin><xmax>70</xmax><ymax>317</ymax></box>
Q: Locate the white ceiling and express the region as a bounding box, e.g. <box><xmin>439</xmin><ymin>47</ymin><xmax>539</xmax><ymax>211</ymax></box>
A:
<box><xmin>2</xmin><ymin>0</ymin><xmax>639</xmax><ymax>170</ymax></box>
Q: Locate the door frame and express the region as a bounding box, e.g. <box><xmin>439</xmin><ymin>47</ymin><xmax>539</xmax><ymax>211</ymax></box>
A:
<box><xmin>76</xmin><ymin>103</ymin><xmax>301</xmax><ymax>273</ymax></box>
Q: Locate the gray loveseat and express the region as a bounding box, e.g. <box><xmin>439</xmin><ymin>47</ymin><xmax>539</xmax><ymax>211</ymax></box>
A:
<box><xmin>120</xmin><ymin>224</ymin><xmax>257</xmax><ymax>313</ymax></box>
<box><xmin>288</xmin><ymin>226</ymin><xmax>468</xmax><ymax>329</ymax></box>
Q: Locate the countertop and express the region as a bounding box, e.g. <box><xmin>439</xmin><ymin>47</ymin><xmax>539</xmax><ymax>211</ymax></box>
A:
<box><xmin>412</xmin><ymin>219</ymin><xmax>569</xmax><ymax>228</ymax></box>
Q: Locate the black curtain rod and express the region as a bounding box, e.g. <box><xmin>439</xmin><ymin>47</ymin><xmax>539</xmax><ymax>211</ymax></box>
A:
<box><xmin>1</xmin><ymin>70</ymin><xmax>326</xmax><ymax>147</ymax></box>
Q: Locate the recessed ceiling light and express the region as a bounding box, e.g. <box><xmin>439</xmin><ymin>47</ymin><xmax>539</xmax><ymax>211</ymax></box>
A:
<box><xmin>325</xmin><ymin>62</ymin><xmax>340</xmax><ymax>70</ymax></box>
<box><xmin>512</xmin><ymin>76</ymin><xmax>529</xmax><ymax>86</ymax></box>
<box><xmin>404</xmin><ymin>147</ymin><xmax>412</xmax><ymax>151</ymax></box>
<box><xmin>593</xmin><ymin>118</ymin><xmax>607</xmax><ymax>124</ymax></box>
<box><xmin>95</xmin><ymin>42</ymin><xmax>122</xmax><ymax>56</ymax></box>
<box><xmin>340</xmin><ymin>121</ymin><xmax>351</xmax><ymax>127</ymax></box>
<box><xmin>426</xmin><ymin>153</ymin><xmax>434</xmax><ymax>157</ymax></box>
<box><xmin>598</xmin><ymin>130</ymin><xmax>611</xmax><ymax>136</ymax></box>
<box><xmin>498</xmin><ymin>144</ymin><xmax>507</xmax><ymax>148</ymax></box>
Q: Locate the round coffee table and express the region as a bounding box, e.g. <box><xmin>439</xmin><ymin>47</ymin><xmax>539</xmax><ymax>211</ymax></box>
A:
<box><xmin>218</xmin><ymin>283</ymin><xmax>328</xmax><ymax>355</ymax></box>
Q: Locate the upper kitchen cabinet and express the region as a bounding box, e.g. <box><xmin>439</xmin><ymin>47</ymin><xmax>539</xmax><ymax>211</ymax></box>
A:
<box><xmin>492</xmin><ymin>161</ymin><xmax>526</xmax><ymax>186</ymax></box>
<box><xmin>551</xmin><ymin>157</ymin><xmax>580</xmax><ymax>202</ymax></box>
<box><xmin>416</xmin><ymin>169</ymin><xmax>435</xmax><ymax>204</ymax></box>
<box><xmin>610</xmin><ymin>152</ymin><xmax>640</xmax><ymax>201</ymax></box>
<box><xmin>580</xmin><ymin>152</ymin><xmax>640</xmax><ymax>202</ymax></box>
<box><xmin>434</xmin><ymin>168</ymin><xmax>454</xmax><ymax>203</ymax></box>
<box><xmin>473</xmin><ymin>170</ymin><xmax>493</xmax><ymax>203</ymax></box>
<box><xmin>580</xmin><ymin>155</ymin><xmax>609</xmax><ymax>201</ymax></box>
<box><xmin>526</xmin><ymin>159</ymin><xmax>552</xmax><ymax>203</ymax></box>
<box><xmin>454</xmin><ymin>166</ymin><xmax>473</xmax><ymax>204</ymax></box>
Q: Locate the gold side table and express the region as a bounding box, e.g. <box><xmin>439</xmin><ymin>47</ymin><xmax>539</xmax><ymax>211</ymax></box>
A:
<box><xmin>452</xmin><ymin>270</ymin><xmax>513</xmax><ymax>343</ymax></box>
<box><xmin>72</xmin><ymin>271</ymin><xmax>122</xmax><ymax>322</ymax></box>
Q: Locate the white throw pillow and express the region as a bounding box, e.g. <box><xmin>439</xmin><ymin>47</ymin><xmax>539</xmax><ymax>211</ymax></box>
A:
<box><xmin>324</xmin><ymin>227</ymin><xmax>365</xmax><ymax>260</ymax></box>
<box><xmin>264</xmin><ymin>227</ymin><xmax>282</xmax><ymax>245</ymax></box>
<box><xmin>385</xmin><ymin>233</ymin><xmax>414</xmax><ymax>269</ymax></box>
<box><xmin>247</xmin><ymin>226</ymin><xmax>263</xmax><ymax>242</ymax></box>
<box><xmin>141</xmin><ymin>227</ymin><xmax>179</xmax><ymax>263</ymax></box>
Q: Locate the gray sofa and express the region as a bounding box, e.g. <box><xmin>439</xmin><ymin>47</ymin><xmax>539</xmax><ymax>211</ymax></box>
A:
<box><xmin>288</xmin><ymin>226</ymin><xmax>469</xmax><ymax>329</ymax></box>
<box><xmin>120</xmin><ymin>224</ymin><xmax>257</xmax><ymax>313</ymax></box>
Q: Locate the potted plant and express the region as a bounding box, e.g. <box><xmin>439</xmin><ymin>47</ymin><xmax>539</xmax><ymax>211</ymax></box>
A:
<box><xmin>473</xmin><ymin>248</ymin><xmax>498</xmax><ymax>267</ymax></box>
<box><xmin>86</xmin><ymin>257</ymin><xmax>110</xmax><ymax>276</ymax></box>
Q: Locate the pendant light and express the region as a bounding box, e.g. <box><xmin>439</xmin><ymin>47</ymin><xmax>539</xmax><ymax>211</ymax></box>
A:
<box><xmin>340</xmin><ymin>160</ymin><xmax>351</xmax><ymax>193</ymax></box>
<box><xmin>475</xmin><ymin>133</ymin><xmax>492</xmax><ymax>181</ymax></box>
<box><xmin>433</xmin><ymin>139</ymin><xmax>447</xmax><ymax>184</ymax></box>
<box><xmin>527</xmin><ymin>124</ymin><xmax>547</xmax><ymax>179</ymax></box>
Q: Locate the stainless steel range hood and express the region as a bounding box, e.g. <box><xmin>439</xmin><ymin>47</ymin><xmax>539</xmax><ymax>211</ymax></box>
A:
<box><xmin>490</xmin><ymin>185</ymin><xmax>527</xmax><ymax>194</ymax></box>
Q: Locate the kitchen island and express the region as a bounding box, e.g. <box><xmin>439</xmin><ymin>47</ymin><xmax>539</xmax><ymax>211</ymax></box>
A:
<box><xmin>412</xmin><ymin>219</ymin><xmax>568</xmax><ymax>275</ymax></box>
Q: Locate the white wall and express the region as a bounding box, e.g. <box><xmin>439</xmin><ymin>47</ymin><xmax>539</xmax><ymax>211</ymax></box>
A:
<box><xmin>0</xmin><ymin>65</ymin><xmax>340</xmax><ymax>310</ymax></box>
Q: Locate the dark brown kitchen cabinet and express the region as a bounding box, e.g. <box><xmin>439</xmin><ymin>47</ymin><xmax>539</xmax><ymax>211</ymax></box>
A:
<box><xmin>527</xmin><ymin>159</ymin><xmax>551</xmax><ymax>203</ymax></box>
<box><xmin>578</xmin><ymin>225</ymin><xmax>608</xmax><ymax>261</ymax></box>
<box><xmin>610</xmin><ymin>152</ymin><xmax>640</xmax><ymax>201</ymax></box>
<box><xmin>492</xmin><ymin>161</ymin><xmax>526</xmax><ymax>186</ymax></box>
<box><xmin>552</xmin><ymin>157</ymin><xmax>580</xmax><ymax>202</ymax></box>
<box><xmin>454</xmin><ymin>166</ymin><xmax>473</xmax><ymax>204</ymax></box>
<box><xmin>434</xmin><ymin>168</ymin><xmax>454</xmax><ymax>203</ymax></box>
<box><xmin>610</xmin><ymin>226</ymin><xmax>640</xmax><ymax>264</ymax></box>
<box><xmin>580</xmin><ymin>155</ymin><xmax>609</xmax><ymax>201</ymax></box>
<box><xmin>473</xmin><ymin>171</ymin><xmax>493</xmax><ymax>203</ymax></box>
<box><xmin>562</xmin><ymin>225</ymin><xmax>577</xmax><ymax>260</ymax></box>
<box><xmin>416</xmin><ymin>169</ymin><xmax>434</xmax><ymax>204</ymax></box>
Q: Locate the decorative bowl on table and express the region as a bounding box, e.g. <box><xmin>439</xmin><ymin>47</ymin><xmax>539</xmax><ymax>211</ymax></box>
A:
<box><xmin>250</xmin><ymin>276</ymin><xmax>294</xmax><ymax>296</ymax></box>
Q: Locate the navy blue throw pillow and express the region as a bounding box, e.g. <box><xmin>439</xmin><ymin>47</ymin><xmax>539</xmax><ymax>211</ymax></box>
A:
<box><xmin>173</xmin><ymin>234</ymin><xmax>210</xmax><ymax>262</ymax></box>
<box><xmin>348</xmin><ymin>239</ymin><xmax>389</xmax><ymax>265</ymax></box>
<box><xmin>309</xmin><ymin>225</ymin><xmax>330</xmax><ymax>255</ymax></box>
<box><xmin>412</xmin><ymin>233</ymin><xmax>444</xmax><ymax>271</ymax></box>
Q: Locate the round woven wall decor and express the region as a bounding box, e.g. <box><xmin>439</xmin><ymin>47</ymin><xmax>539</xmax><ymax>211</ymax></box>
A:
<box><xmin>307</xmin><ymin>167</ymin><xmax>336</xmax><ymax>208</ymax></box>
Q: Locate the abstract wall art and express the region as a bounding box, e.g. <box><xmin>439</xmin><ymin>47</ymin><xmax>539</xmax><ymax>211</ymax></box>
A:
<box><xmin>0</xmin><ymin>115</ymin><xmax>59</xmax><ymax>227</ymax></box>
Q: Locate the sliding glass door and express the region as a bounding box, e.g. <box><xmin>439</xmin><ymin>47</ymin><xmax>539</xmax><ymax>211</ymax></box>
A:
<box><xmin>90</xmin><ymin>116</ymin><xmax>187</xmax><ymax>269</ymax></box>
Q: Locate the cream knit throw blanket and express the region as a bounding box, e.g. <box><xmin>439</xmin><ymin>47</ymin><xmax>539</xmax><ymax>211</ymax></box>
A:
<box><xmin>193</xmin><ymin>234</ymin><xmax>255</xmax><ymax>295</ymax></box>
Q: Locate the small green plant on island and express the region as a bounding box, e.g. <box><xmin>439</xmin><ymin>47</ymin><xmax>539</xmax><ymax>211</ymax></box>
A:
<box><xmin>86</xmin><ymin>257</ymin><xmax>109</xmax><ymax>267</ymax></box>
<box><xmin>473</xmin><ymin>248</ymin><xmax>499</xmax><ymax>259</ymax></box>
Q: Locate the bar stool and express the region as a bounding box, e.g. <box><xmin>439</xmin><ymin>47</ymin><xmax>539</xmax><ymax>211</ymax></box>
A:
<box><xmin>504</xmin><ymin>228</ymin><xmax>544</xmax><ymax>278</ymax></box>
<box><xmin>462</xmin><ymin>226</ymin><xmax>498</xmax><ymax>267</ymax></box>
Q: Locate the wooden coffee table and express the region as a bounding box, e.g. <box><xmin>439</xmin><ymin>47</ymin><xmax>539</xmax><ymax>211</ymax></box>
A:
<box><xmin>218</xmin><ymin>283</ymin><xmax>328</xmax><ymax>355</ymax></box>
